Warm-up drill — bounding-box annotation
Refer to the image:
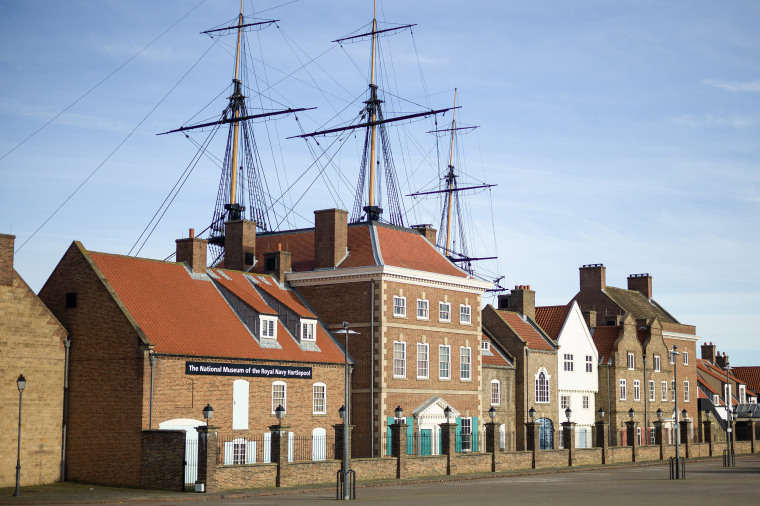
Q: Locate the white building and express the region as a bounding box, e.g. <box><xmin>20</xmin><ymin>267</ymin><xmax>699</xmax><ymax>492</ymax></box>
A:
<box><xmin>536</xmin><ymin>301</ymin><xmax>599</xmax><ymax>448</ymax></box>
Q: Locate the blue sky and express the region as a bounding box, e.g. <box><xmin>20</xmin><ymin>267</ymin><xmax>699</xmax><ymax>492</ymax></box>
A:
<box><xmin>1</xmin><ymin>1</ymin><xmax>758</xmax><ymax>365</ymax></box>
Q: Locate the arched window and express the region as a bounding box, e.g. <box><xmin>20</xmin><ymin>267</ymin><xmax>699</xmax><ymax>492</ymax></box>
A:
<box><xmin>535</xmin><ymin>368</ymin><xmax>550</xmax><ymax>404</ymax></box>
<box><xmin>313</xmin><ymin>382</ymin><xmax>326</xmax><ymax>414</ymax></box>
<box><xmin>272</xmin><ymin>381</ymin><xmax>286</xmax><ymax>413</ymax></box>
<box><xmin>232</xmin><ymin>379</ymin><xmax>249</xmax><ymax>429</ymax></box>
<box><xmin>491</xmin><ymin>379</ymin><xmax>501</xmax><ymax>405</ymax></box>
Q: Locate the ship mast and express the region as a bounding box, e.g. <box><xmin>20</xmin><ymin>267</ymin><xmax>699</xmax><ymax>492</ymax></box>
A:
<box><xmin>228</xmin><ymin>0</ymin><xmax>245</xmax><ymax>218</ymax></box>
<box><xmin>444</xmin><ymin>89</ymin><xmax>458</xmax><ymax>256</ymax></box>
<box><xmin>367</xmin><ymin>0</ymin><xmax>378</xmax><ymax>213</ymax></box>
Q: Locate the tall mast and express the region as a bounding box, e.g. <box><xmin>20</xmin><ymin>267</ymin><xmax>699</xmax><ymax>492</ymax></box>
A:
<box><xmin>445</xmin><ymin>89</ymin><xmax>457</xmax><ymax>256</ymax></box>
<box><xmin>228</xmin><ymin>0</ymin><xmax>245</xmax><ymax>211</ymax></box>
<box><xmin>368</xmin><ymin>0</ymin><xmax>379</xmax><ymax>210</ymax></box>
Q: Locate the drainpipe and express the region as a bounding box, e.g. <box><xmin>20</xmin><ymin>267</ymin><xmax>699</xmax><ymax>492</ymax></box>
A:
<box><xmin>60</xmin><ymin>337</ymin><xmax>71</xmax><ymax>481</ymax></box>
<box><xmin>370</xmin><ymin>279</ymin><xmax>375</xmax><ymax>458</ymax></box>
<box><xmin>525</xmin><ymin>347</ymin><xmax>530</xmax><ymax>450</ymax></box>
<box><xmin>643</xmin><ymin>354</ymin><xmax>648</xmax><ymax>443</ymax></box>
<box><xmin>149</xmin><ymin>352</ymin><xmax>157</xmax><ymax>429</ymax></box>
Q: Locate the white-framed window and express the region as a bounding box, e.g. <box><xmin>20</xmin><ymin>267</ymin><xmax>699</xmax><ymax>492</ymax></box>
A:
<box><xmin>627</xmin><ymin>352</ymin><xmax>635</xmax><ymax>370</ymax></box>
<box><xmin>439</xmin><ymin>302</ymin><xmax>451</xmax><ymax>322</ymax></box>
<box><xmin>634</xmin><ymin>380</ymin><xmax>641</xmax><ymax>401</ymax></box>
<box><xmin>683</xmin><ymin>381</ymin><xmax>690</xmax><ymax>403</ymax></box>
<box><xmin>460</xmin><ymin>304</ymin><xmax>472</xmax><ymax>325</ymax></box>
<box><xmin>535</xmin><ymin>368</ymin><xmax>550</xmax><ymax>403</ymax></box>
<box><xmin>300</xmin><ymin>320</ymin><xmax>317</xmax><ymax>341</ymax></box>
<box><xmin>272</xmin><ymin>381</ymin><xmax>286</xmax><ymax>413</ymax></box>
<box><xmin>313</xmin><ymin>382</ymin><xmax>326</xmax><ymax>414</ymax></box>
<box><xmin>393</xmin><ymin>341</ymin><xmax>406</xmax><ymax>378</ymax></box>
<box><xmin>683</xmin><ymin>351</ymin><xmax>689</xmax><ymax>366</ymax></box>
<box><xmin>654</xmin><ymin>355</ymin><xmax>661</xmax><ymax>372</ymax></box>
<box><xmin>649</xmin><ymin>380</ymin><xmax>655</xmax><ymax>402</ymax></box>
<box><xmin>393</xmin><ymin>296</ymin><xmax>406</xmax><ymax>317</ymax></box>
<box><xmin>417</xmin><ymin>299</ymin><xmax>429</xmax><ymax>320</ymax></box>
<box><xmin>661</xmin><ymin>381</ymin><xmax>668</xmax><ymax>402</ymax></box>
<box><xmin>586</xmin><ymin>355</ymin><xmax>593</xmax><ymax>373</ymax></box>
<box><xmin>417</xmin><ymin>343</ymin><xmax>429</xmax><ymax>379</ymax></box>
<box><xmin>460</xmin><ymin>346</ymin><xmax>472</xmax><ymax>381</ymax></box>
<box><xmin>260</xmin><ymin>316</ymin><xmax>277</xmax><ymax>339</ymax></box>
<box><xmin>564</xmin><ymin>353</ymin><xmax>574</xmax><ymax>372</ymax></box>
<box><xmin>439</xmin><ymin>345</ymin><xmax>451</xmax><ymax>380</ymax></box>
<box><xmin>713</xmin><ymin>394</ymin><xmax>720</xmax><ymax>405</ymax></box>
<box><xmin>671</xmin><ymin>380</ymin><xmax>676</xmax><ymax>401</ymax></box>
<box><xmin>637</xmin><ymin>427</ymin><xmax>642</xmax><ymax>446</ymax></box>
<box><xmin>670</xmin><ymin>351</ymin><xmax>675</xmax><ymax>364</ymax></box>
<box><xmin>561</xmin><ymin>395</ymin><xmax>570</xmax><ymax>409</ymax></box>
<box><xmin>481</xmin><ymin>340</ymin><xmax>490</xmax><ymax>351</ymax></box>
<box><xmin>491</xmin><ymin>379</ymin><xmax>501</xmax><ymax>405</ymax></box>
<box><xmin>740</xmin><ymin>385</ymin><xmax>747</xmax><ymax>404</ymax></box>
<box><xmin>620</xmin><ymin>379</ymin><xmax>627</xmax><ymax>400</ymax></box>
<box><xmin>583</xmin><ymin>395</ymin><xmax>589</xmax><ymax>409</ymax></box>
<box><xmin>461</xmin><ymin>417</ymin><xmax>473</xmax><ymax>452</ymax></box>
<box><xmin>233</xmin><ymin>379</ymin><xmax>249</xmax><ymax>430</ymax></box>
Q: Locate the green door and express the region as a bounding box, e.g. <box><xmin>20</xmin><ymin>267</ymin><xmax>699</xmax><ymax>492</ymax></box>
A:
<box><xmin>420</xmin><ymin>429</ymin><xmax>432</xmax><ymax>455</ymax></box>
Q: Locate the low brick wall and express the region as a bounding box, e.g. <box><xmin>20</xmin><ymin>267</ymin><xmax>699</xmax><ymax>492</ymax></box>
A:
<box><xmin>495</xmin><ymin>451</ymin><xmax>532</xmax><ymax>471</ymax></box>
<box><xmin>689</xmin><ymin>443</ymin><xmax>709</xmax><ymax>457</ymax></box>
<box><xmin>285</xmin><ymin>460</ymin><xmax>341</xmax><ymax>487</ymax></box>
<box><xmin>211</xmin><ymin>463</ymin><xmax>277</xmax><ymax>490</ymax></box>
<box><xmin>734</xmin><ymin>441</ymin><xmax>751</xmax><ymax>454</ymax></box>
<box><xmin>352</xmin><ymin>457</ymin><xmax>397</xmax><ymax>482</ymax></box>
<box><xmin>661</xmin><ymin>444</ymin><xmax>686</xmax><ymax>459</ymax></box>
<box><xmin>636</xmin><ymin>445</ymin><xmax>660</xmax><ymax>462</ymax></box>
<box><xmin>139</xmin><ymin>430</ymin><xmax>185</xmax><ymax>491</ymax></box>
<box><xmin>535</xmin><ymin>450</ymin><xmax>569</xmax><ymax>469</ymax></box>
<box><xmin>608</xmin><ymin>446</ymin><xmax>633</xmax><ymax>463</ymax></box>
<box><xmin>573</xmin><ymin>448</ymin><xmax>602</xmax><ymax>466</ymax></box>
<box><xmin>455</xmin><ymin>452</ymin><xmax>491</xmax><ymax>474</ymax></box>
<box><xmin>406</xmin><ymin>455</ymin><xmax>448</xmax><ymax>477</ymax></box>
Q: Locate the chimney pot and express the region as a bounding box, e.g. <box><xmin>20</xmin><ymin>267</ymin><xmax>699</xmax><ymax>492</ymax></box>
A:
<box><xmin>189</xmin><ymin>228</ymin><xmax>195</xmax><ymax>239</ymax></box>
<box><xmin>176</xmin><ymin>231</ymin><xmax>208</xmax><ymax>274</ymax></box>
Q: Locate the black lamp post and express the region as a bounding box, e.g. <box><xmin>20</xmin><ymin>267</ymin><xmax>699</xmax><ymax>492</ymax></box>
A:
<box><xmin>444</xmin><ymin>405</ymin><xmax>453</xmax><ymax>423</ymax></box>
<box><xmin>394</xmin><ymin>405</ymin><xmax>404</xmax><ymax>423</ymax></box>
<box><xmin>528</xmin><ymin>407</ymin><xmax>536</xmax><ymax>421</ymax></box>
<box><xmin>656</xmin><ymin>408</ymin><xmax>663</xmax><ymax>421</ymax></box>
<box><xmin>202</xmin><ymin>404</ymin><xmax>214</xmax><ymax>427</ymax></box>
<box><xmin>14</xmin><ymin>374</ymin><xmax>26</xmax><ymax>497</ymax></box>
<box><xmin>628</xmin><ymin>407</ymin><xmax>635</xmax><ymax>421</ymax></box>
<box><xmin>332</xmin><ymin>322</ymin><xmax>358</xmax><ymax>501</ymax></box>
<box><xmin>488</xmin><ymin>406</ymin><xmax>497</xmax><ymax>422</ymax></box>
<box><xmin>275</xmin><ymin>404</ymin><xmax>285</xmax><ymax>423</ymax></box>
<box><xmin>598</xmin><ymin>407</ymin><xmax>605</xmax><ymax>420</ymax></box>
<box><xmin>565</xmin><ymin>407</ymin><xmax>572</xmax><ymax>423</ymax></box>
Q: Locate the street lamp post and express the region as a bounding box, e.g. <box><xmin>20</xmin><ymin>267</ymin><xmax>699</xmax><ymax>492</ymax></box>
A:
<box><xmin>670</xmin><ymin>345</ymin><xmax>680</xmax><ymax>478</ymax></box>
<box><xmin>724</xmin><ymin>359</ymin><xmax>732</xmax><ymax>460</ymax></box>
<box><xmin>333</xmin><ymin>322</ymin><xmax>358</xmax><ymax>500</ymax></box>
<box><xmin>202</xmin><ymin>404</ymin><xmax>214</xmax><ymax>427</ymax></box>
<box><xmin>14</xmin><ymin>374</ymin><xmax>26</xmax><ymax>497</ymax></box>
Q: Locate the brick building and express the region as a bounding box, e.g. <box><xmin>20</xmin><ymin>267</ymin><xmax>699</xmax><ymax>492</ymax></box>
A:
<box><xmin>571</xmin><ymin>264</ymin><xmax>699</xmax><ymax>443</ymax></box>
<box><xmin>0</xmin><ymin>234</ymin><xmax>68</xmax><ymax>487</ymax></box>
<box><xmin>246</xmin><ymin>209</ymin><xmax>491</xmax><ymax>457</ymax></box>
<box><xmin>480</xmin><ymin>331</ymin><xmax>516</xmax><ymax>451</ymax></box>
<box><xmin>482</xmin><ymin>288</ymin><xmax>558</xmax><ymax>451</ymax></box>
<box><xmin>38</xmin><ymin>231</ymin><xmax>347</xmax><ymax>488</ymax></box>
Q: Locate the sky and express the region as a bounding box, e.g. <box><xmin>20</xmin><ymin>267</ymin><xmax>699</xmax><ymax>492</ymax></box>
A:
<box><xmin>1</xmin><ymin>1</ymin><xmax>758</xmax><ymax>365</ymax></box>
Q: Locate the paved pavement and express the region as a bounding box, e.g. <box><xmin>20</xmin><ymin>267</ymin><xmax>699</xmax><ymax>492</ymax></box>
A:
<box><xmin>2</xmin><ymin>455</ymin><xmax>758</xmax><ymax>505</ymax></box>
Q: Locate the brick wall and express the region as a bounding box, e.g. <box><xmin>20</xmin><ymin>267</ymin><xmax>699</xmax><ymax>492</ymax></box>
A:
<box><xmin>534</xmin><ymin>449</ymin><xmax>569</xmax><ymax>469</ymax></box>
<box><xmin>495</xmin><ymin>451</ymin><xmax>533</xmax><ymax>471</ymax></box>
<box><xmin>211</xmin><ymin>463</ymin><xmax>277</xmax><ymax>490</ymax></box>
<box><xmin>573</xmin><ymin>448</ymin><xmax>602</xmax><ymax>466</ymax></box>
<box><xmin>1</xmin><ymin>234</ymin><xmax>67</xmax><ymax>487</ymax></box>
<box><xmin>608</xmin><ymin>446</ymin><xmax>633</xmax><ymax>463</ymax></box>
<box><xmin>284</xmin><ymin>460</ymin><xmax>341</xmax><ymax>487</ymax></box>
<box><xmin>405</xmin><ymin>455</ymin><xmax>447</xmax><ymax>477</ymax></box>
<box><xmin>454</xmin><ymin>452</ymin><xmax>491</xmax><ymax>473</ymax></box>
<box><xmin>139</xmin><ymin>430</ymin><xmax>184</xmax><ymax>490</ymax></box>
<box><xmin>636</xmin><ymin>445</ymin><xmax>660</xmax><ymax>462</ymax></box>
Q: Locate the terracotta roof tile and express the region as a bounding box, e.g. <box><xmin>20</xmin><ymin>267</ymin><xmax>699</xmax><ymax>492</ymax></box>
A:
<box><xmin>495</xmin><ymin>310</ymin><xmax>554</xmax><ymax>351</ymax></box>
<box><xmin>698</xmin><ymin>359</ymin><xmax>745</xmax><ymax>385</ymax></box>
<box><xmin>733</xmin><ymin>366</ymin><xmax>760</xmax><ymax>393</ymax></box>
<box><xmin>481</xmin><ymin>333</ymin><xmax>513</xmax><ymax>367</ymax></box>
<box><xmin>374</xmin><ymin>225</ymin><xmax>467</xmax><ymax>278</ymax></box>
<box><xmin>592</xmin><ymin>326</ymin><xmax>620</xmax><ymax>363</ymax></box>
<box><xmin>88</xmin><ymin>252</ymin><xmax>345</xmax><ymax>364</ymax></box>
<box><xmin>534</xmin><ymin>305</ymin><xmax>570</xmax><ymax>340</ymax></box>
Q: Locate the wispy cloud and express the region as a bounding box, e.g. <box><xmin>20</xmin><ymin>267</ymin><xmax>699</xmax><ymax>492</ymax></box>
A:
<box><xmin>702</xmin><ymin>79</ymin><xmax>760</xmax><ymax>93</ymax></box>
<box><xmin>670</xmin><ymin>114</ymin><xmax>757</xmax><ymax>129</ymax></box>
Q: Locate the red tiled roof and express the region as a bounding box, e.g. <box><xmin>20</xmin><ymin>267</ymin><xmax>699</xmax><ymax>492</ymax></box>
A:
<box><xmin>374</xmin><ymin>225</ymin><xmax>467</xmax><ymax>278</ymax></box>
<box><xmin>481</xmin><ymin>333</ymin><xmax>512</xmax><ymax>367</ymax></box>
<box><xmin>495</xmin><ymin>310</ymin><xmax>554</xmax><ymax>351</ymax></box>
<box><xmin>243</xmin><ymin>272</ymin><xmax>317</xmax><ymax>319</ymax></box>
<box><xmin>733</xmin><ymin>366</ymin><xmax>760</xmax><ymax>393</ymax></box>
<box><xmin>211</xmin><ymin>269</ymin><xmax>276</xmax><ymax>315</ymax></box>
<box><xmin>255</xmin><ymin>229</ymin><xmax>317</xmax><ymax>272</ymax></box>
<box><xmin>592</xmin><ymin>326</ymin><xmax>620</xmax><ymax>363</ymax></box>
<box><xmin>88</xmin><ymin>252</ymin><xmax>345</xmax><ymax>363</ymax></box>
<box><xmin>698</xmin><ymin>359</ymin><xmax>745</xmax><ymax>385</ymax></box>
<box><xmin>534</xmin><ymin>305</ymin><xmax>570</xmax><ymax>340</ymax></box>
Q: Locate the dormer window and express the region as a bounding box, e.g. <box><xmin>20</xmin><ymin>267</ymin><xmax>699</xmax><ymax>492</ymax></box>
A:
<box><xmin>260</xmin><ymin>316</ymin><xmax>277</xmax><ymax>340</ymax></box>
<box><xmin>481</xmin><ymin>341</ymin><xmax>490</xmax><ymax>351</ymax></box>
<box><xmin>301</xmin><ymin>320</ymin><xmax>317</xmax><ymax>341</ymax></box>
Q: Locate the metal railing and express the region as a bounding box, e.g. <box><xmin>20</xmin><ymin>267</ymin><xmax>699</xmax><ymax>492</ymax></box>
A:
<box><xmin>669</xmin><ymin>456</ymin><xmax>685</xmax><ymax>479</ymax></box>
<box><xmin>336</xmin><ymin>469</ymin><xmax>356</xmax><ymax>500</ymax></box>
<box><xmin>723</xmin><ymin>449</ymin><xmax>735</xmax><ymax>467</ymax></box>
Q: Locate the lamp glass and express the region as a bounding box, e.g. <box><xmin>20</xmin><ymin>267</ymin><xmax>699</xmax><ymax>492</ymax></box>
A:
<box><xmin>628</xmin><ymin>408</ymin><xmax>635</xmax><ymax>420</ymax></box>
<box><xmin>17</xmin><ymin>374</ymin><xmax>26</xmax><ymax>392</ymax></box>
<box><xmin>444</xmin><ymin>406</ymin><xmax>452</xmax><ymax>422</ymax></box>
<box><xmin>275</xmin><ymin>404</ymin><xmax>285</xmax><ymax>420</ymax></box>
<box><xmin>598</xmin><ymin>407</ymin><xmax>605</xmax><ymax>420</ymax></box>
<box><xmin>488</xmin><ymin>406</ymin><xmax>496</xmax><ymax>421</ymax></box>
<box><xmin>529</xmin><ymin>407</ymin><xmax>536</xmax><ymax>420</ymax></box>
<box><xmin>656</xmin><ymin>408</ymin><xmax>663</xmax><ymax>421</ymax></box>
<box><xmin>394</xmin><ymin>406</ymin><xmax>404</xmax><ymax>420</ymax></box>
<box><xmin>565</xmin><ymin>407</ymin><xmax>572</xmax><ymax>422</ymax></box>
<box><xmin>338</xmin><ymin>405</ymin><xmax>346</xmax><ymax>420</ymax></box>
<box><xmin>202</xmin><ymin>404</ymin><xmax>214</xmax><ymax>420</ymax></box>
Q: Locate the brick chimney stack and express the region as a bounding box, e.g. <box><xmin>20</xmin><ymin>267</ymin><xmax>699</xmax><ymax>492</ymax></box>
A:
<box><xmin>263</xmin><ymin>245</ymin><xmax>292</xmax><ymax>284</ymax></box>
<box><xmin>627</xmin><ymin>273</ymin><xmax>653</xmax><ymax>299</ymax></box>
<box><xmin>715</xmin><ymin>351</ymin><xmax>729</xmax><ymax>370</ymax></box>
<box><xmin>176</xmin><ymin>228</ymin><xmax>208</xmax><ymax>274</ymax></box>
<box><xmin>314</xmin><ymin>209</ymin><xmax>348</xmax><ymax>269</ymax></box>
<box><xmin>224</xmin><ymin>220</ymin><xmax>257</xmax><ymax>272</ymax></box>
<box><xmin>580</xmin><ymin>264</ymin><xmax>606</xmax><ymax>292</ymax></box>
<box><xmin>701</xmin><ymin>342</ymin><xmax>717</xmax><ymax>365</ymax></box>
<box><xmin>0</xmin><ymin>233</ymin><xmax>15</xmax><ymax>286</ymax></box>
<box><xmin>583</xmin><ymin>310</ymin><xmax>597</xmax><ymax>330</ymax></box>
<box><xmin>501</xmin><ymin>285</ymin><xmax>536</xmax><ymax>320</ymax></box>
<box><xmin>411</xmin><ymin>224</ymin><xmax>437</xmax><ymax>245</ymax></box>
